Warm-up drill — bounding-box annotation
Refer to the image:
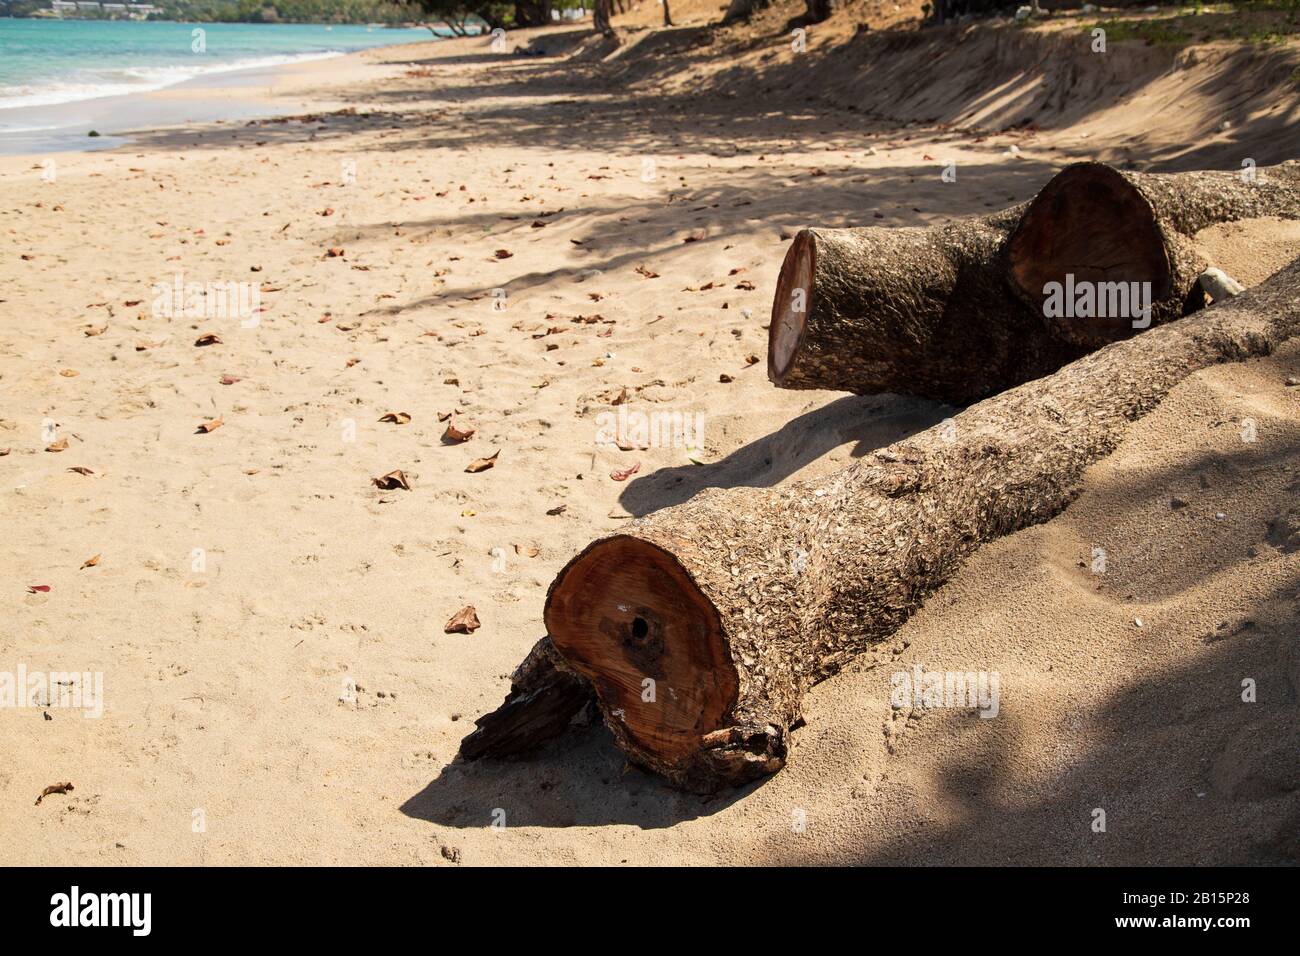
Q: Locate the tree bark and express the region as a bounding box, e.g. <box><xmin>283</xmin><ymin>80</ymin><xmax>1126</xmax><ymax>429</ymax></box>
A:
<box><xmin>804</xmin><ymin>0</ymin><xmax>834</xmax><ymax>22</ymax></box>
<box><xmin>770</xmin><ymin>161</ymin><xmax>1300</xmax><ymax>404</ymax></box>
<box><xmin>662</xmin><ymin>0</ymin><xmax>673</xmax><ymax>27</ymax></box>
<box><xmin>467</xmin><ymin>256</ymin><xmax>1300</xmax><ymax>792</ymax></box>
<box><xmin>593</xmin><ymin>0</ymin><xmax>614</xmax><ymax>34</ymax></box>
<box><xmin>513</xmin><ymin>0</ymin><xmax>552</xmax><ymax>27</ymax></box>
<box><xmin>721</xmin><ymin>0</ymin><xmax>767</xmax><ymax>22</ymax></box>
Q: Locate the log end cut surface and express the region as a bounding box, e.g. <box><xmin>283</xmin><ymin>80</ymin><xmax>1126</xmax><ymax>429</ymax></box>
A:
<box><xmin>1007</xmin><ymin>162</ymin><xmax>1172</xmax><ymax>347</ymax></box>
<box><xmin>544</xmin><ymin>535</ymin><xmax>738</xmax><ymax>767</ymax></box>
<box><xmin>768</xmin><ymin>229</ymin><xmax>815</xmax><ymax>385</ymax></box>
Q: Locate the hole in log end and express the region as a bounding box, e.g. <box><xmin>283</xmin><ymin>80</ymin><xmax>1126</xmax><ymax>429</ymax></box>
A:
<box><xmin>1006</xmin><ymin>162</ymin><xmax>1172</xmax><ymax>347</ymax></box>
<box><xmin>544</xmin><ymin>535</ymin><xmax>739</xmax><ymax>765</ymax></box>
<box><xmin>768</xmin><ymin>229</ymin><xmax>816</xmax><ymax>384</ymax></box>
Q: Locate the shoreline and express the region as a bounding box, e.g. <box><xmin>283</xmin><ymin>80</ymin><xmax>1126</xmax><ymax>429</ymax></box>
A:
<box><xmin>0</xmin><ymin>28</ymin><xmax>443</xmax><ymax>156</ymax></box>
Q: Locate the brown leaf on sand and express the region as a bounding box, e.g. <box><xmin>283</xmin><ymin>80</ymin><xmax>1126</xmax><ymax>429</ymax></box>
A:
<box><xmin>744</xmin><ymin>353</ymin><xmax>760</xmax><ymax>366</ymax></box>
<box><xmin>437</xmin><ymin>411</ymin><xmax>453</xmax><ymax>422</ymax></box>
<box><xmin>326</xmin><ymin>247</ymin><xmax>345</xmax><ymax>258</ymax></box>
<box><xmin>514</xmin><ymin>544</ymin><xmax>540</xmax><ymax>557</ymax></box>
<box><xmin>194</xmin><ymin>332</ymin><xmax>222</xmax><ymax>347</ymax></box>
<box><xmin>610</xmin><ymin>462</ymin><xmax>641</xmax><ymax>482</ymax></box>
<box><xmin>59</xmin><ymin>368</ymin><xmax>79</xmax><ymax>378</ymax></box>
<box><xmin>219</xmin><ymin>374</ymin><xmax>241</xmax><ymax>385</ymax></box>
<box><xmin>442</xmin><ymin>420</ymin><xmax>475</xmax><ymax>443</ymax></box>
<box><xmin>465</xmin><ymin>450</ymin><xmax>499</xmax><ymax>474</ymax></box>
<box><xmin>80</xmin><ymin>554</ymin><xmax>100</xmax><ymax>570</ymax></box>
<box><xmin>493</xmin><ymin>249</ymin><xmax>513</xmax><ymax>260</ymax></box>
<box><xmin>196</xmin><ymin>416</ymin><xmax>224</xmax><ymax>433</ymax></box>
<box><xmin>45</xmin><ymin>438</ymin><xmax>69</xmax><ymax>452</ymax></box>
<box><xmin>372</xmin><ymin>470</ymin><xmax>411</xmax><ymax>491</ymax></box>
<box><xmin>35</xmin><ymin>782</ymin><xmax>73</xmax><ymax>806</ymax></box>
<box><xmin>27</xmin><ymin>585</ymin><xmax>51</xmax><ymax>593</ymax></box>
<box><xmin>378</xmin><ymin>412</ymin><xmax>412</xmax><ymax>425</ymax></box>
<box><xmin>67</xmin><ymin>466</ymin><xmax>94</xmax><ymax>476</ymax></box>
<box><xmin>83</xmin><ymin>324</ymin><xmax>107</xmax><ymax>337</ymax></box>
<box><xmin>734</xmin><ymin>280</ymin><xmax>756</xmax><ymax>291</ymax></box>
<box><xmin>136</xmin><ymin>340</ymin><xmax>164</xmax><ymax>351</ymax></box>
<box><xmin>0</xmin><ymin>448</ymin><xmax>11</xmax><ymax>456</ymax></box>
<box><xmin>444</xmin><ymin>606</ymin><xmax>481</xmax><ymax>634</ymax></box>
<box><xmin>635</xmin><ymin>265</ymin><xmax>660</xmax><ymax>279</ymax></box>
<box><xmin>546</xmin><ymin>504</ymin><xmax>567</xmax><ymax>516</ymax></box>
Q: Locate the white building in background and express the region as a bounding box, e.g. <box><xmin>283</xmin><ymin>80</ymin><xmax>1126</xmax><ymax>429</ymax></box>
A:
<box><xmin>51</xmin><ymin>1</ymin><xmax>78</xmax><ymax>9</ymax></box>
<box><xmin>75</xmin><ymin>1</ymin><xmax>102</xmax><ymax>9</ymax></box>
<box><xmin>103</xmin><ymin>3</ymin><xmax>127</xmax><ymax>9</ymax></box>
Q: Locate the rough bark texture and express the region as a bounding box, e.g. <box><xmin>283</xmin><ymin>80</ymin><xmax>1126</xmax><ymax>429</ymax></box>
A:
<box><xmin>529</xmin><ymin>257</ymin><xmax>1300</xmax><ymax>792</ymax></box>
<box><xmin>771</xmin><ymin>161</ymin><xmax>1300</xmax><ymax>404</ymax></box>
<box><xmin>593</xmin><ymin>0</ymin><xmax>614</xmax><ymax>35</ymax></box>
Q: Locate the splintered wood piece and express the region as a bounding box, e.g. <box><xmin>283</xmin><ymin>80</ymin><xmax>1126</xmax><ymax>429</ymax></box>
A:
<box><xmin>459</xmin><ymin>639</ymin><xmax>594</xmax><ymax>760</ymax></box>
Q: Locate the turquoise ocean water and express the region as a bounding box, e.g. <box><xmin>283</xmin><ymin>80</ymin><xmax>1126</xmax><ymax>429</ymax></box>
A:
<box><xmin>0</xmin><ymin>18</ymin><xmax>434</xmax><ymax>113</ymax></box>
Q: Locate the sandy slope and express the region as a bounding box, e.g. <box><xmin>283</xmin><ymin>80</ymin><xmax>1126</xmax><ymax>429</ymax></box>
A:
<box><xmin>1</xmin><ymin>15</ymin><xmax>1298</xmax><ymax>865</ymax></box>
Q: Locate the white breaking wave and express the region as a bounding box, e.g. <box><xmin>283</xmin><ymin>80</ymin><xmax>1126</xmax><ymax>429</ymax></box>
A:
<box><xmin>0</xmin><ymin>50</ymin><xmax>344</xmax><ymax>112</ymax></box>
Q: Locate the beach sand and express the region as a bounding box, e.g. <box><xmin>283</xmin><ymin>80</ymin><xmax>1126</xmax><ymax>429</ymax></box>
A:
<box><xmin>2</xmin><ymin>9</ymin><xmax>1298</xmax><ymax>864</ymax></box>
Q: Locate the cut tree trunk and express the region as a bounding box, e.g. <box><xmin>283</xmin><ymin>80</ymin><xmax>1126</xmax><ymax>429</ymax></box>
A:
<box><xmin>465</xmin><ymin>256</ymin><xmax>1300</xmax><ymax>792</ymax></box>
<box><xmin>770</xmin><ymin>161</ymin><xmax>1300</xmax><ymax>404</ymax></box>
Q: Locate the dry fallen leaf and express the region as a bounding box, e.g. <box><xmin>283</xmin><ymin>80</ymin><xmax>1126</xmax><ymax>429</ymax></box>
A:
<box><xmin>196</xmin><ymin>416</ymin><xmax>224</xmax><ymax>433</ymax></box>
<box><xmin>219</xmin><ymin>374</ymin><xmax>241</xmax><ymax>385</ymax></box>
<box><xmin>45</xmin><ymin>438</ymin><xmax>69</xmax><ymax>452</ymax></box>
<box><xmin>635</xmin><ymin>265</ymin><xmax>660</xmax><ymax>279</ymax></box>
<box><xmin>610</xmin><ymin>462</ymin><xmax>641</xmax><ymax>481</ymax></box>
<box><xmin>493</xmin><ymin>249</ymin><xmax>513</xmax><ymax>259</ymax></box>
<box><xmin>442</xmin><ymin>420</ymin><xmax>475</xmax><ymax>443</ymax></box>
<box><xmin>437</xmin><ymin>411</ymin><xmax>453</xmax><ymax>422</ymax></box>
<box><xmin>378</xmin><ymin>412</ymin><xmax>412</xmax><ymax>425</ymax></box>
<box><xmin>67</xmin><ymin>466</ymin><xmax>94</xmax><ymax>476</ymax></box>
<box><xmin>514</xmin><ymin>544</ymin><xmax>540</xmax><ymax>557</ymax></box>
<box><xmin>59</xmin><ymin>368</ymin><xmax>79</xmax><ymax>378</ymax></box>
<box><xmin>194</xmin><ymin>332</ymin><xmax>222</xmax><ymax>347</ymax></box>
<box><xmin>465</xmin><ymin>450</ymin><xmax>499</xmax><ymax>473</ymax></box>
<box><xmin>546</xmin><ymin>504</ymin><xmax>567</xmax><ymax>516</ymax></box>
<box><xmin>444</xmin><ymin>606</ymin><xmax>481</xmax><ymax>634</ymax></box>
<box><xmin>83</xmin><ymin>324</ymin><xmax>107</xmax><ymax>337</ymax></box>
<box><xmin>27</xmin><ymin>585</ymin><xmax>51</xmax><ymax>593</ymax></box>
<box><xmin>372</xmin><ymin>470</ymin><xmax>411</xmax><ymax>490</ymax></box>
<box><xmin>326</xmin><ymin>247</ymin><xmax>345</xmax><ymax>257</ymax></box>
<box><xmin>35</xmin><ymin>782</ymin><xmax>73</xmax><ymax>806</ymax></box>
<box><xmin>80</xmin><ymin>554</ymin><xmax>100</xmax><ymax>570</ymax></box>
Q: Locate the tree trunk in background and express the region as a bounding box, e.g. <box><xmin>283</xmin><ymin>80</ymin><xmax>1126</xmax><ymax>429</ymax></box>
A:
<box><xmin>514</xmin><ymin>0</ymin><xmax>553</xmax><ymax>27</ymax></box>
<box><xmin>463</xmin><ymin>257</ymin><xmax>1300</xmax><ymax>793</ymax></box>
<box><xmin>663</xmin><ymin>0</ymin><xmax>673</xmax><ymax>26</ymax></box>
<box><xmin>722</xmin><ymin>0</ymin><xmax>768</xmax><ymax>22</ymax></box>
<box><xmin>593</xmin><ymin>0</ymin><xmax>613</xmax><ymax>34</ymax></box>
<box><xmin>804</xmin><ymin>0</ymin><xmax>835</xmax><ymax>22</ymax></box>
<box><xmin>769</xmin><ymin>161</ymin><xmax>1300</xmax><ymax>404</ymax></box>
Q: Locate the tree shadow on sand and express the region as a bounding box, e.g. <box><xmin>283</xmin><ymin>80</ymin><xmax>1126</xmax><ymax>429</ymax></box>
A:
<box><xmin>616</xmin><ymin>392</ymin><xmax>953</xmax><ymax>516</ymax></box>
